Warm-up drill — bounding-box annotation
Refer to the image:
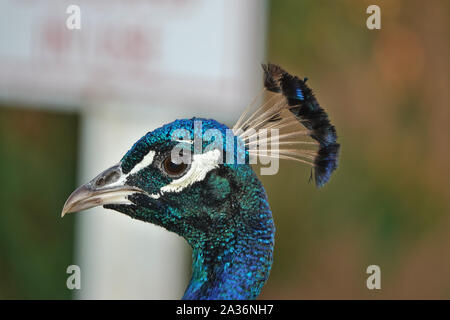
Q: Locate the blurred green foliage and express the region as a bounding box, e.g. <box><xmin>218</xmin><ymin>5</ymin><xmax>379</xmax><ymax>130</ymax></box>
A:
<box><xmin>0</xmin><ymin>106</ymin><xmax>78</xmax><ymax>299</ymax></box>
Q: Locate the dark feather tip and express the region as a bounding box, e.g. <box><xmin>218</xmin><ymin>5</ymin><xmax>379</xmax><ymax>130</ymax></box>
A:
<box><xmin>314</xmin><ymin>143</ymin><xmax>340</xmax><ymax>187</ymax></box>
<box><xmin>262</xmin><ymin>63</ymin><xmax>340</xmax><ymax>187</ymax></box>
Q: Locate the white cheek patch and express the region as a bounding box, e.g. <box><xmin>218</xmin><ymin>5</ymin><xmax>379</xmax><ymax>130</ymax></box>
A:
<box><xmin>160</xmin><ymin>149</ymin><xmax>221</xmax><ymax>194</ymax></box>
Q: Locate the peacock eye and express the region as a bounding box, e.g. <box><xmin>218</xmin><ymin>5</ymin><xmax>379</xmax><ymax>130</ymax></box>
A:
<box><xmin>162</xmin><ymin>155</ymin><xmax>188</xmax><ymax>176</ymax></box>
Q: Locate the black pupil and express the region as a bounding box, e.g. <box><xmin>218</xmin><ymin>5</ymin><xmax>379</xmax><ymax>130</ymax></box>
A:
<box><xmin>163</xmin><ymin>156</ymin><xmax>187</xmax><ymax>175</ymax></box>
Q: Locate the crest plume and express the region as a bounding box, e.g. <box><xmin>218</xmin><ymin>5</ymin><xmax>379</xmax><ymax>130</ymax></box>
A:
<box><xmin>233</xmin><ymin>63</ymin><xmax>340</xmax><ymax>187</ymax></box>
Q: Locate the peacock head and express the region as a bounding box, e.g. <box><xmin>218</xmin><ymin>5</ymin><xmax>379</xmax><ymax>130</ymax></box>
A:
<box><xmin>61</xmin><ymin>118</ymin><xmax>267</xmax><ymax>249</ymax></box>
<box><xmin>61</xmin><ymin>64</ymin><xmax>340</xmax><ymax>299</ymax></box>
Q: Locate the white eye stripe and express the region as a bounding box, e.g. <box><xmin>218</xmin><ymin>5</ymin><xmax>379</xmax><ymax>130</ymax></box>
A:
<box><xmin>174</xmin><ymin>139</ymin><xmax>194</xmax><ymax>144</ymax></box>
<box><xmin>102</xmin><ymin>149</ymin><xmax>220</xmax><ymax>201</ymax></box>
<box><xmin>128</xmin><ymin>151</ymin><xmax>156</xmax><ymax>176</ymax></box>
<box><xmin>160</xmin><ymin>149</ymin><xmax>221</xmax><ymax>194</ymax></box>
<box><xmin>101</xmin><ymin>151</ymin><xmax>156</xmax><ymax>190</ymax></box>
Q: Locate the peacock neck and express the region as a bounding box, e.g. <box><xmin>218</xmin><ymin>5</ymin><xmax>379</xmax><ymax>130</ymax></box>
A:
<box><xmin>182</xmin><ymin>175</ymin><xmax>275</xmax><ymax>300</ymax></box>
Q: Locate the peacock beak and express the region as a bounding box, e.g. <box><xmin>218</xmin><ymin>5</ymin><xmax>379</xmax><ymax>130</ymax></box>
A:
<box><xmin>61</xmin><ymin>164</ymin><xmax>143</xmax><ymax>217</ymax></box>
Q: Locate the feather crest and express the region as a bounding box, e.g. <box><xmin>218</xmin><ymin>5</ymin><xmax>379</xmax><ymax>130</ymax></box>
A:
<box><xmin>233</xmin><ymin>63</ymin><xmax>340</xmax><ymax>187</ymax></box>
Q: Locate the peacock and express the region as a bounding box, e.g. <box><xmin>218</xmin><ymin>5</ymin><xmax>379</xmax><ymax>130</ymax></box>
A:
<box><xmin>62</xmin><ymin>64</ymin><xmax>340</xmax><ymax>300</ymax></box>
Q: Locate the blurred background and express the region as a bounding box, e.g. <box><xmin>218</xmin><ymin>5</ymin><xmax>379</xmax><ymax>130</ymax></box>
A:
<box><xmin>0</xmin><ymin>0</ymin><xmax>449</xmax><ymax>299</ymax></box>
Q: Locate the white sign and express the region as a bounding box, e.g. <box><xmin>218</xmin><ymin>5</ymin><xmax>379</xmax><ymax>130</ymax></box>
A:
<box><xmin>0</xmin><ymin>0</ymin><xmax>265</xmax><ymax>111</ymax></box>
